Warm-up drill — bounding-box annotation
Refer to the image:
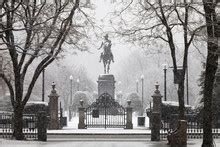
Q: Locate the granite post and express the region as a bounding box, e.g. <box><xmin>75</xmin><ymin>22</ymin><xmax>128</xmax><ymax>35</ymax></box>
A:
<box><xmin>126</xmin><ymin>100</ymin><xmax>133</xmax><ymax>129</ymax></box>
<box><xmin>78</xmin><ymin>100</ymin><xmax>86</xmax><ymax>129</ymax></box>
<box><xmin>48</xmin><ymin>82</ymin><xmax>59</xmax><ymax>130</ymax></box>
<box><xmin>151</xmin><ymin>83</ymin><xmax>162</xmax><ymax>141</ymax></box>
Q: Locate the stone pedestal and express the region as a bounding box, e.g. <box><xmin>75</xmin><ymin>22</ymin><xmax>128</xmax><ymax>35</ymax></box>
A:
<box><xmin>151</xmin><ymin>112</ymin><xmax>160</xmax><ymax>141</ymax></box>
<box><xmin>151</xmin><ymin>83</ymin><xmax>162</xmax><ymax>141</ymax></box>
<box><xmin>48</xmin><ymin>82</ymin><xmax>59</xmax><ymax>130</ymax></box>
<box><xmin>78</xmin><ymin>100</ymin><xmax>86</xmax><ymax>129</ymax></box>
<box><xmin>78</xmin><ymin>107</ymin><xmax>86</xmax><ymax>129</ymax></box>
<box><xmin>126</xmin><ymin>100</ymin><xmax>133</xmax><ymax>129</ymax></box>
<box><xmin>97</xmin><ymin>74</ymin><xmax>115</xmax><ymax>98</ymax></box>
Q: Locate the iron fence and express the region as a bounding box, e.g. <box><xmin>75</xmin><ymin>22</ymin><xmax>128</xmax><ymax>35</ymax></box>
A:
<box><xmin>160</xmin><ymin>114</ymin><xmax>220</xmax><ymax>140</ymax></box>
<box><xmin>0</xmin><ymin>113</ymin><xmax>38</xmax><ymax>140</ymax></box>
<box><xmin>0</xmin><ymin>112</ymin><xmax>13</xmax><ymax>139</ymax></box>
<box><xmin>23</xmin><ymin>114</ymin><xmax>38</xmax><ymax>140</ymax></box>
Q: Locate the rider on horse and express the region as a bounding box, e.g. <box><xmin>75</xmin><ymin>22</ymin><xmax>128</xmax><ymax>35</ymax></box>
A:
<box><xmin>98</xmin><ymin>34</ymin><xmax>114</xmax><ymax>63</ymax></box>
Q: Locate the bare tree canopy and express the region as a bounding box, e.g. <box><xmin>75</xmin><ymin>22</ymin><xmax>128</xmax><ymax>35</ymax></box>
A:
<box><xmin>0</xmin><ymin>0</ymin><xmax>94</xmax><ymax>140</ymax></box>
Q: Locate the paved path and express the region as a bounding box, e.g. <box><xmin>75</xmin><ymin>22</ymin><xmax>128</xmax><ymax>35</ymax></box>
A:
<box><xmin>1</xmin><ymin>139</ymin><xmax>220</xmax><ymax>147</ymax></box>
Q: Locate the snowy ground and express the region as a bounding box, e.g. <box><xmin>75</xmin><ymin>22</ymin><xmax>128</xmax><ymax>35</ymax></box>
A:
<box><xmin>1</xmin><ymin>139</ymin><xmax>220</xmax><ymax>147</ymax></box>
<box><xmin>1</xmin><ymin>112</ymin><xmax>220</xmax><ymax>146</ymax></box>
<box><xmin>63</xmin><ymin>112</ymin><xmax>150</xmax><ymax>130</ymax></box>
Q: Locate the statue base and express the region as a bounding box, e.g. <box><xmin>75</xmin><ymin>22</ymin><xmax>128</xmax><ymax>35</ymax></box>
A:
<box><xmin>97</xmin><ymin>74</ymin><xmax>115</xmax><ymax>98</ymax></box>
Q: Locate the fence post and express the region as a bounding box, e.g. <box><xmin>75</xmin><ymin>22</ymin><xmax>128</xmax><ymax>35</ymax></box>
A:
<box><xmin>126</xmin><ymin>100</ymin><xmax>133</xmax><ymax>129</ymax></box>
<box><xmin>59</xmin><ymin>101</ymin><xmax>63</xmax><ymax>129</ymax></box>
<box><xmin>48</xmin><ymin>82</ymin><xmax>59</xmax><ymax>130</ymax></box>
<box><xmin>151</xmin><ymin>82</ymin><xmax>162</xmax><ymax>141</ymax></box>
<box><xmin>78</xmin><ymin>100</ymin><xmax>86</xmax><ymax>129</ymax></box>
<box><xmin>37</xmin><ymin>111</ymin><xmax>47</xmax><ymax>141</ymax></box>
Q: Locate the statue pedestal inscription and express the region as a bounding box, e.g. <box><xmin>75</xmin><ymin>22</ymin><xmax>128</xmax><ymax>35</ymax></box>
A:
<box><xmin>97</xmin><ymin>74</ymin><xmax>115</xmax><ymax>98</ymax></box>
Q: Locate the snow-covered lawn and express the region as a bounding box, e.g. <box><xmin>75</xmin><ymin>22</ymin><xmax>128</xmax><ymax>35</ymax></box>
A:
<box><xmin>63</xmin><ymin>112</ymin><xmax>150</xmax><ymax>129</ymax></box>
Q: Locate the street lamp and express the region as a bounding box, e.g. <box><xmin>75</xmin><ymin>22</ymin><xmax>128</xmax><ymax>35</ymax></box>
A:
<box><xmin>163</xmin><ymin>64</ymin><xmax>167</xmax><ymax>101</ymax></box>
<box><xmin>136</xmin><ymin>79</ymin><xmax>139</xmax><ymax>93</ymax></box>
<box><xmin>76</xmin><ymin>78</ymin><xmax>80</xmax><ymax>91</ymax></box>
<box><xmin>137</xmin><ymin>74</ymin><xmax>145</xmax><ymax>127</ymax></box>
<box><xmin>118</xmin><ymin>90</ymin><xmax>122</xmax><ymax>105</ymax></box>
<box><xmin>42</xmin><ymin>68</ymin><xmax>45</xmax><ymax>102</ymax></box>
<box><xmin>141</xmin><ymin>74</ymin><xmax>144</xmax><ymax>115</ymax></box>
<box><xmin>69</xmin><ymin>75</ymin><xmax>73</xmax><ymax>121</ymax></box>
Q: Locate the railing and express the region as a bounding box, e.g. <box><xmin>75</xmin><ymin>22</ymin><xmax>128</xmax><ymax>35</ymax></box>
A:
<box><xmin>0</xmin><ymin>112</ymin><xmax>13</xmax><ymax>139</ymax></box>
<box><xmin>160</xmin><ymin>114</ymin><xmax>220</xmax><ymax>140</ymax></box>
<box><xmin>0</xmin><ymin>112</ymin><xmax>46</xmax><ymax>141</ymax></box>
<box><xmin>23</xmin><ymin>114</ymin><xmax>38</xmax><ymax>140</ymax></box>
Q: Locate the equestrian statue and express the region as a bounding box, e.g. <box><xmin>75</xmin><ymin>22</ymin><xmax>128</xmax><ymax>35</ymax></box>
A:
<box><xmin>98</xmin><ymin>34</ymin><xmax>114</xmax><ymax>74</ymax></box>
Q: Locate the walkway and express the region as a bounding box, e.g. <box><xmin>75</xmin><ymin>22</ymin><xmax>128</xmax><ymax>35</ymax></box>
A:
<box><xmin>1</xmin><ymin>139</ymin><xmax>220</xmax><ymax>147</ymax></box>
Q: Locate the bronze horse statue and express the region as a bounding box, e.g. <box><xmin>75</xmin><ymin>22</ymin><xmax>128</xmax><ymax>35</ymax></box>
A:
<box><xmin>101</xmin><ymin>51</ymin><xmax>113</xmax><ymax>74</ymax></box>
<box><xmin>98</xmin><ymin>34</ymin><xmax>114</xmax><ymax>74</ymax></box>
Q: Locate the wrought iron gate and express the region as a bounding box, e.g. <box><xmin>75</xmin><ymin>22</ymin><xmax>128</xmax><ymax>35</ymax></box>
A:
<box><xmin>85</xmin><ymin>93</ymin><xmax>126</xmax><ymax>128</ymax></box>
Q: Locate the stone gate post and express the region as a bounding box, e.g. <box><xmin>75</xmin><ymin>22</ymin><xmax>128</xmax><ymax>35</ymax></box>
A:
<box><xmin>78</xmin><ymin>100</ymin><xmax>86</xmax><ymax>129</ymax></box>
<box><xmin>48</xmin><ymin>82</ymin><xmax>59</xmax><ymax>130</ymax></box>
<box><xmin>126</xmin><ymin>100</ymin><xmax>133</xmax><ymax>129</ymax></box>
<box><xmin>151</xmin><ymin>82</ymin><xmax>162</xmax><ymax>141</ymax></box>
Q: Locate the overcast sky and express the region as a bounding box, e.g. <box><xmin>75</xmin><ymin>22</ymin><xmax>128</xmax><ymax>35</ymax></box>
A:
<box><xmin>63</xmin><ymin>0</ymin><xmax>137</xmax><ymax>81</ymax></box>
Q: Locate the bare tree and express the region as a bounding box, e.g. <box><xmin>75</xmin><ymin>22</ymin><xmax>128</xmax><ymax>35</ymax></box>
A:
<box><xmin>107</xmin><ymin>1</ymin><xmax>207</xmax><ymax>144</ymax></box>
<box><xmin>112</xmin><ymin>0</ymin><xmax>205</xmax><ymax>119</ymax></box>
<box><xmin>0</xmin><ymin>0</ymin><xmax>93</xmax><ymax>140</ymax></box>
<box><xmin>202</xmin><ymin>1</ymin><xmax>219</xmax><ymax>146</ymax></box>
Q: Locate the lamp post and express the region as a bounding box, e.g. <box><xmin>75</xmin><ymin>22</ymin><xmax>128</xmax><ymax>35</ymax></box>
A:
<box><xmin>163</xmin><ymin>64</ymin><xmax>167</xmax><ymax>101</ymax></box>
<box><xmin>42</xmin><ymin>68</ymin><xmax>45</xmax><ymax>102</ymax></box>
<box><xmin>136</xmin><ymin>79</ymin><xmax>139</xmax><ymax>93</ymax></box>
<box><xmin>141</xmin><ymin>74</ymin><xmax>144</xmax><ymax>115</ymax></box>
<box><xmin>77</xmin><ymin>78</ymin><xmax>80</xmax><ymax>91</ymax></box>
<box><xmin>118</xmin><ymin>90</ymin><xmax>122</xmax><ymax>105</ymax></box>
<box><xmin>69</xmin><ymin>75</ymin><xmax>73</xmax><ymax>121</ymax></box>
<box><xmin>186</xmin><ymin>64</ymin><xmax>189</xmax><ymax>105</ymax></box>
<box><xmin>137</xmin><ymin>74</ymin><xmax>145</xmax><ymax>127</ymax></box>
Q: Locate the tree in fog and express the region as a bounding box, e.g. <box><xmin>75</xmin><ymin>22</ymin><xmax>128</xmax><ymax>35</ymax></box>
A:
<box><xmin>0</xmin><ymin>0</ymin><xmax>94</xmax><ymax>140</ymax></box>
<box><xmin>111</xmin><ymin>0</ymin><xmax>205</xmax><ymax>124</ymax></box>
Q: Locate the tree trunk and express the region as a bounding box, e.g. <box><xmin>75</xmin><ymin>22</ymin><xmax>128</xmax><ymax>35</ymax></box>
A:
<box><xmin>202</xmin><ymin>1</ymin><xmax>218</xmax><ymax>146</ymax></box>
<box><xmin>178</xmin><ymin>80</ymin><xmax>185</xmax><ymax>120</ymax></box>
<box><xmin>202</xmin><ymin>46</ymin><xmax>217</xmax><ymax>147</ymax></box>
<box><xmin>13</xmin><ymin>104</ymin><xmax>24</xmax><ymax>140</ymax></box>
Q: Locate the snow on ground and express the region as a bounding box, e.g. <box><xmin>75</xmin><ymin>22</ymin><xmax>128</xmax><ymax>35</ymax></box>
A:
<box><xmin>62</xmin><ymin>111</ymin><xmax>149</xmax><ymax>130</ymax></box>
<box><xmin>1</xmin><ymin>139</ymin><xmax>220</xmax><ymax>147</ymax></box>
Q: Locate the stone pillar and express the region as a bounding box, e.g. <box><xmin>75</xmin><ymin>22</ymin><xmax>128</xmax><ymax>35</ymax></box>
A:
<box><xmin>37</xmin><ymin>111</ymin><xmax>47</xmax><ymax>141</ymax></box>
<box><xmin>59</xmin><ymin>101</ymin><xmax>63</xmax><ymax>129</ymax></box>
<box><xmin>48</xmin><ymin>82</ymin><xmax>59</xmax><ymax>130</ymax></box>
<box><xmin>78</xmin><ymin>100</ymin><xmax>86</xmax><ymax>129</ymax></box>
<box><xmin>151</xmin><ymin>83</ymin><xmax>162</xmax><ymax>141</ymax></box>
<box><xmin>126</xmin><ymin>100</ymin><xmax>133</xmax><ymax>129</ymax></box>
<box><xmin>97</xmin><ymin>74</ymin><xmax>115</xmax><ymax>98</ymax></box>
